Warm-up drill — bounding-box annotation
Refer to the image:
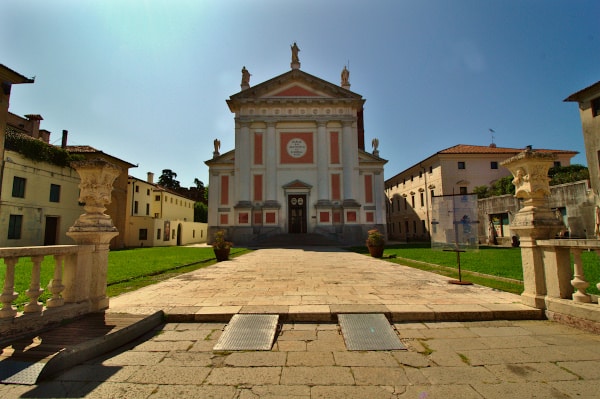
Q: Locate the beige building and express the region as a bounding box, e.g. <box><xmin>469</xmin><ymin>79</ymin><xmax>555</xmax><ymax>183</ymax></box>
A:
<box><xmin>206</xmin><ymin>44</ymin><xmax>387</xmax><ymax>246</ymax></box>
<box><xmin>124</xmin><ymin>173</ymin><xmax>207</xmax><ymax>247</ymax></box>
<box><xmin>385</xmin><ymin>144</ymin><xmax>577</xmax><ymax>241</ymax></box>
<box><xmin>565</xmin><ymin>80</ymin><xmax>600</xmax><ymax>199</ymax></box>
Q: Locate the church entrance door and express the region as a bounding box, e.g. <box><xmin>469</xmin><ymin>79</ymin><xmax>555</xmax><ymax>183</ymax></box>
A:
<box><xmin>288</xmin><ymin>194</ymin><xmax>307</xmax><ymax>234</ymax></box>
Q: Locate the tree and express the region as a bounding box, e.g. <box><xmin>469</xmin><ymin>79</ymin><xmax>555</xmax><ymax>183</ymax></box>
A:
<box><xmin>549</xmin><ymin>164</ymin><xmax>589</xmax><ymax>186</ymax></box>
<box><xmin>489</xmin><ymin>176</ymin><xmax>515</xmax><ymax>196</ymax></box>
<box><xmin>473</xmin><ymin>185</ymin><xmax>491</xmax><ymax>199</ymax></box>
<box><xmin>158</xmin><ymin>169</ymin><xmax>180</xmax><ymax>189</ymax></box>
<box><xmin>194</xmin><ymin>202</ymin><xmax>208</xmax><ymax>223</ymax></box>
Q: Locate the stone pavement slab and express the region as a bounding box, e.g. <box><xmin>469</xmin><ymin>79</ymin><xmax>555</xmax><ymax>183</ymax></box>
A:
<box><xmin>107</xmin><ymin>248</ymin><xmax>537</xmax><ymax>322</ymax></box>
<box><xmin>4</xmin><ymin>320</ymin><xmax>599</xmax><ymax>398</ymax></box>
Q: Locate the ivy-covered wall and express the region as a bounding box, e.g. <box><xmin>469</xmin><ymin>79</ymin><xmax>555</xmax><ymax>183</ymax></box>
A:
<box><xmin>4</xmin><ymin>130</ymin><xmax>83</xmax><ymax>167</ymax></box>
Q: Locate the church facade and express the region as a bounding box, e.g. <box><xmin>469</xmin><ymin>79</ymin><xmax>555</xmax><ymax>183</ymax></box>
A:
<box><xmin>205</xmin><ymin>45</ymin><xmax>387</xmax><ymax>246</ymax></box>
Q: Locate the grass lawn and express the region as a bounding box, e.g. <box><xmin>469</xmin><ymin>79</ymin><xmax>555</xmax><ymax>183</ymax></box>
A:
<box><xmin>351</xmin><ymin>243</ymin><xmax>600</xmax><ymax>296</ymax></box>
<box><xmin>0</xmin><ymin>246</ymin><xmax>250</xmax><ymax>309</ymax></box>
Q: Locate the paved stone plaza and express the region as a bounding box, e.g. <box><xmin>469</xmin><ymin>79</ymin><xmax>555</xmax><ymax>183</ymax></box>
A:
<box><xmin>1</xmin><ymin>248</ymin><xmax>599</xmax><ymax>398</ymax></box>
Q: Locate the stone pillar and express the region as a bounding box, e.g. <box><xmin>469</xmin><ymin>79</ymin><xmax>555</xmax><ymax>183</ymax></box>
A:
<box><xmin>235</xmin><ymin>121</ymin><xmax>252</xmax><ymax>206</ymax></box>
<box><xmin>501</xmin><ymin>150</ymin><xmax>564</xmax><ymax>309</ymax></box>
<box><xmin>373</xmin><ymin>171</ymin><xmax>386</xmax><ymax>225</ymax></box>
<box><xmin>341</xmin><ymin>120</ymin><xmax>358</xmax><ymax>204</ymax></box>
<box><xmin>316</xmin><ymin>121</ymin><xmax>330</xmax><ymax>203</ymax></box>
<box><xmin>66</xmin><ymin>158</ymin><xmax>121</xmax><ymax>311</ymax></box>
<box><xmin>265</xmin><ymin>121</ymin><xmax>278</xmax><ymax>205</ymax></box>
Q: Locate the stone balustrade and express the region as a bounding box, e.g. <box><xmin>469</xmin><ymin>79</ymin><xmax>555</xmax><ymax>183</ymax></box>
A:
<box><xmin>0</xmin><ymin>158</ymin><xmax>121</xmax><ymax>338</ymax></box>
<box><xmin>503</xmin><ymin>149</ymin><xmax>600</xmax><ymax>332</ymax></box>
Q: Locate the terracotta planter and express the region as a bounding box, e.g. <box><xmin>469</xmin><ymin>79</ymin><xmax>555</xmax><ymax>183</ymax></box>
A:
<box><xmin>367</xmin><ymin>244</ymin><xmax>384</xmax><ymax>258</ymax></box>
<box><xmin>213</xmin><ymin>247</ymin><xmax>231</xmax><ymax>262</ymax></box>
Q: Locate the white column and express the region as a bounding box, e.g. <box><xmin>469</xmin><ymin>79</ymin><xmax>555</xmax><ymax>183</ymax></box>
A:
<box><xmin>266</xmin><ymin>121</ymin><xmax>277</xmax><ymax>202</ymax></box>
<box><xmin>208</xmin><ymin>171</ymin><xmax>219</xmax><ymax>225</ymax></box>
<box><xmin>341</xmin><ymin>120</ymin><xmax>358</xmax><ymax>201</ymax></box>
<box><xmin>236</xmin><ymin>121</ymin><xmax>251</xmax><ymax>203</ymax></box>
<box><xmin>374</xmin><ymin>171</ymin><xmax>385</xmax><ymax>224</ymax></box>
<box><xmin>316</xmin><ymin>120</ymin><xmax>329</xmax><ymax>201</ymax></box>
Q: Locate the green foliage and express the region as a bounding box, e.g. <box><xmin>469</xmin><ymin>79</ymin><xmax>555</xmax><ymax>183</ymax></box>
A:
<box><xmin>194</xmin><ymin>201</ymin><xmax>208</xmax><ymax>222</ymax></box>
<box><xmin>5</xmin><ymin>131</ymin><xmax>83</xmax><ymax>167</ymax></box>
<box><xmin>158</xmin><ymin>169</ymin><xmax>180</xmax><ymax>189</ymax></box>
<box><xmin>473</xmin><ymin>185</ymin><xmax>490</xmax><ymax>199</ymax></box>
<box><xmin>549</xmin><ymin>164</ymin><xmax>589</xmax><ymax>186</ymax></box>
<box><xmin>490</xmin><ymin>176</ymin><xmax>515</xmax><ymax>196</ymax></box>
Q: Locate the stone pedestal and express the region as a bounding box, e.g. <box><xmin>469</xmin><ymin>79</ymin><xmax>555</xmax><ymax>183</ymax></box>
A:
<box><xmin>67</xmin><ymin>159</ymin><xmax>121</xmax><ymax>311</ymax></box>
<box><xmin>501</xmin><ymin>149</ymin><xmax>564</xmax><ymax>309</ymax></box>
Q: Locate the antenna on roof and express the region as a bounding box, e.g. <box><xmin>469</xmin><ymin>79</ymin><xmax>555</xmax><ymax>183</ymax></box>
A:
<box><xmin>489</xmin><ymin>128</ymin><xmax>496</xmax><ymax>146</ymax></box>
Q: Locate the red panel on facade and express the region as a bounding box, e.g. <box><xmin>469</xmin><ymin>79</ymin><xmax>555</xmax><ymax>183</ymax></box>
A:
<box><xmin>347</xmin><ymin>211</ymin><xmax>357</xmax><ymax>222</ymax></box>
<box><xmin>220</xmin><ymin>213</ymin><xmax>228</xmax><ymax>225</ymax></box>
<box><xmin>254</xmin><ymin>133</ymin><xmax>263</xmax><ymax>165</ymax></box>
<box><xmin>330</xmin><ymin>131</ymin><xmax>340</xmax><ymax>164</ymax></box>
<box><xmin>366</xmin><ymin>212</ymin><xmax>374</xmax><ymax>223</ymax></box>
<box><xmin>365</xmin><ymin>174</ymin><xmax>373</xmax><ymax>204</ymax></box>
<box><xmin>220</xmin><ymin>175</ymin><xmax>229</xmax><ymax>205</ymax></box>
<box><xmin>333</xmin><ymin>211</ymin><xmax>342</xmax><ymax>223</ymax></box>
<box><xmin>273</xmin><ymin>85</ymin><xmax>320</xmax><ymax>97</ymax></box>
<box><xmin>331</xmin><ymin>174</ymin><xmax>341</xmax><ymax>201</ymax></box>
<box><xmin>239</xmin><ymin>212</ymin><xmax>249</xmax><ymax>224</ymax></box>
<box><xmin>253</xmin><ymin>174</ymin><xmax>263</xmax><ymax>202</ymax></box>
<box><xmin>265</xmin><ymin>212</ymin><xmax>276</xmax><ymax>224</ymax></box>
<box><xmin>280</xmin><ymin>132</ymin><xmax>314</xmax><ymax>164</ymax></box>
<box><xmin>320</xmin><ymin>211</ymin><xmax>330</xmax><ymax>223</ymax></box>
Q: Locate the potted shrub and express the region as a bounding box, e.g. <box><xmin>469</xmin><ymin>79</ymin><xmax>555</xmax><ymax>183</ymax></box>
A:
<box><xmin>212</xmin><ymin>230</ymin><xmax>233</xmax><ymax>261</ymax></box>
<box><xmin>366</xmin><ymin>228</ymin><xmax>385</xmax><ymax>258</ymax></box>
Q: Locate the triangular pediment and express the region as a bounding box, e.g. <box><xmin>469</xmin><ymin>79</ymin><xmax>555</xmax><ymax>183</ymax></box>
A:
<box><xmin>271</xmin><ymin>85</ymin><xmax>323</xmax><ymax>97</ymax></box>
<box><xmin>229</xmin><ymin>69</ymin><xmax>362</xmax><ymax>103</ymax></box>
<box><xmin>205</xmin><ymin>149</ymin><xmax>235</xmax><ymax>166</ymax></box>
<box><xmin>282</xmin><ymin>179</ymin><xmax>313</xmax><ymax>189</ymax></box>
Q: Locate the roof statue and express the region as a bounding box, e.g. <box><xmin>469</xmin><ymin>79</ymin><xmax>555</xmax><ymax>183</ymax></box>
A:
<box><xmin>341</xmin><ymin>66</ymin><xmax>350</xmax><ymax>89</ymax></box>
<box><xmin>213</xmin><ymin>138</ymin><xmax>221</xmax><ymax>158</ymax></box>
<box><xmin>241</xmin><ymin>66</ymin><xmax>250</xmax><ymax>90</ymax></box>
<box><xmin>290</xmin><ymin>42</ymin><xmax>300</xmax><ymax>69</ymax></box>
<box><xmin>372</xmin><ymin>138</ymin><xmax>380</xmax><ymax>157</ymax></box>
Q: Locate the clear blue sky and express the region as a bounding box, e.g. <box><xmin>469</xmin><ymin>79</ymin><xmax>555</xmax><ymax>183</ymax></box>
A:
<box><xmin>2</xmin><ymin>0</ymin><xmax>598</xmax><ymax>187</ymax></box>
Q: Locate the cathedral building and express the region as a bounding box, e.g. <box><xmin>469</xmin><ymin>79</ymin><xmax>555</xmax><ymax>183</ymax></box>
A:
<box><xmin>205</xmin><ymin>44</ymin><xmax>387</xmax><ymax>246</ymax></box>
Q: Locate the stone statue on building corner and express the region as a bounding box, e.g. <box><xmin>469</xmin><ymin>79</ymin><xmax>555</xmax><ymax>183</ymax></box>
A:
<box><xmin>241</xmin><ymin>66</ymin><xmax>250</xmax><ymax>90</ymax></box>
<box><xmin>341</xmin><ymin>66</ymin><xmax>350</xmax><ymax>87</ymax></box>
<box><xmin>372</xmin><ymin>138</ymin><xmax>379</xmax><ymax>157</ymax></box>
<box><xmin>213</xmin><ymin>139</ymin><xmax>221</xmax><ymax>158</ymax></box>
<box><xmin>291</xmin><ymin>42</ymin><xmax>300</xmax><ymax>69</ymax></box>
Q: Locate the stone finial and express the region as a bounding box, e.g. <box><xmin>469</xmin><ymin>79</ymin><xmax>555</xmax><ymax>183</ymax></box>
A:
<box><xmin>372</xmin><ymin>138</ymin><xmax>379</xmax><ymax>157</ymax></box>
<box><xmin>241</xmin><ymin>66</ymin><xmax>250</xmax><ymax>90</ymax></box>
<box><xmin>213</xmin><ymin>138</ymin><xmax>221</xmax><ymax>158</ymax></box>
<box><xmin>291</xmin><ymin>42</ymin><xmax>300</xmax><ymax>70</ymax></box>
<box><xmin>68</xmin><ymin>158</ymin><xmax>121</xmax><ymax>233</ymax></box>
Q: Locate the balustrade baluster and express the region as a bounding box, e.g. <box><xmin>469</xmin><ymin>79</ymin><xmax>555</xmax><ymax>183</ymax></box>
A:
<box><xmin>571</xmin><ymin>248</ymin><xmax>591</xmax><ymax>303</ymax></box>
<box><xmin>0</xmin><ymin>257</ymin><xmax>19</xmax><ymax>318</ymax></box>
<box><xmin>46</xmin><ymin>255</ymin><xmax>65</xmax><ymax>308</ymax></box>
<box><xmin>24</xmin><ymin>255</ymin><xmax>44</xmax><ymax>313</ymax></box>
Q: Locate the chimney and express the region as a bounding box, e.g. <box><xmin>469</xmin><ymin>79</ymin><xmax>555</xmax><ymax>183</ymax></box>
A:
<box><xmin>25</xmin><ymin>114</ymin><xmax>43</xmax><ymax>139</ymax></box>
<box><xmin>147</xmin><ymin>172</ymin><xmax>154</xmax><ymax>184</ymax></box>
<box><xmin>526</xmin><ymin>145</ymin><xmax>532</xmax><ymax>151</ymax></box>
<box><xmin>61</xmin><ymin>130</ymin><xmax>68</xmax><ymax>148</ymax></box>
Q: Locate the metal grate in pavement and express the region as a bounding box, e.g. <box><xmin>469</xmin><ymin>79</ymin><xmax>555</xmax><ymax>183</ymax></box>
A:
<box><xmin>0</xmin><ymin>360</ymin><xmax>46</xmax><ymax>385</ymax></box>
<box><xmin>213</xmin><ymin>314</ymin><xmax>279</xmax><ymax>351</ymax></box>
<box><xmin>338</xmin><ymin>313</ymin><xmax>406</xmax><ymax>351</ymax></box>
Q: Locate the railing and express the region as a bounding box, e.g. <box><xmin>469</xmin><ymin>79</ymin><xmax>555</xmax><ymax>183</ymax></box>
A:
<box><xmin>537</xmin><ymin>239</ymin><xmax>600</xmax><ymax>304</ymax></box>
<box><xmin>0</xmin><ymin>245</ymin><xmax>93</xmax><ymax>320</ymax></box>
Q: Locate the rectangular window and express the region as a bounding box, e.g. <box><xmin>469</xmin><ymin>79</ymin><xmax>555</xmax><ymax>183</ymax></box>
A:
<box><xmin>490</xmin><ymin>161</ymin><xmax>498</xmax><ymax>169</ymax></box>
<box><xmin>420</xmin><ymin>192</ymin><xmax>424</xmax><ymax>207</ymax></box>
<box><xmin>139</xmin><ymin>228</ymin><xmax>148</xmax><ymax>240</ymax></box>
<box><xmin>592</xmin><ymin>97</ymin><xmax>600</xmax><ymax>117</ymax></box>
<box><xmin>411</xmin><ymin>195</ymin><xmax>415</xmax><ymax>208</ymax></box>
<box><xmin>430</xmin><ymin>189</ymin><xmax>435</xmax><ymax>199</ymax></box>
<box><xmin>157</xmin><ymin>228</ymin><xmax>161</xmax><ymax>240</ymax></box>
<box><xmin>135</xmin><ymin>185</ymin><xmax>139</xmax><ymax>193</ymax></box>
<box><xmin>12</xmin><ymin>176</ymin><xmax>26</xmax><ymax>198</ymax></box>
<box><xmin>554</xmin><ymin>161</ymin><xmax>562</xmax><ymax>168</ymax></box>
<box><xmin>155</xmin><ymin>195</ymin><xmax>160</xmax><ymax>201</ymax></box>
<box><xmin>459</xmin><ymin>186</ymin><xmax>468</xmax><ymax>195</ymax></box>
<box><xmin>429</xmin><ymin>166</ymin><xmax>433</xmax><ymax>173</ymax></box>
<box><xmin>147</xmin><ymin>189</ymin><xmax>150</xmax><ymax>195</ymax></box>
<box><xmin>8</xmin><ymin>215</ymin><xmax>23</xmax><ymax>239</ymax></box>
<box><xmin>405</xmin><ymin>221</ymin><xmax>409</xmax><ymax>234</ymax></box>
<box><xmin>404</xmin><ymin>197</ymin><xmax>407</xmax><ymax>210</ymax></box>
<box><xmin>458</xmin><ymin>161</ymin><xmax>466</xmax><ymax>169</ymax></box>
<box><xmin>419</xmin><ymin>171</ymin><xmax>422</xmax><ymax>178</ymax></box>
<box><xmin>134</xmin><ymin>201</ymin><xmax>139</xmax><ymax>214</ymax></box>
<box><xmin>49</xmin><ymin>184</ymin><xmax>61</xmax><ymax>202</ymax></box>
<box><xmin>422</xmin><ymin>220</ymin><xmax>426</xmax><ymax>234</ymax></box>
<box><xmin>146</xmin><ymin>203</ymin><xmax>150</xmax><ymax>215</ymax></box>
